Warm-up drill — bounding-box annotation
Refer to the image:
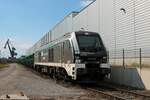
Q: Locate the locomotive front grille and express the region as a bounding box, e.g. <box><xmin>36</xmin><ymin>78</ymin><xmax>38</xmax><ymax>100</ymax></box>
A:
<box><xmin>85</xmin><ymin>63</ymin><xmax>100</xmax><ymax>74</ymax></box>
<box><xmin>85</xmin><ymin>63</ymin><xmax>100</xmax><ymax>69</ymax></box>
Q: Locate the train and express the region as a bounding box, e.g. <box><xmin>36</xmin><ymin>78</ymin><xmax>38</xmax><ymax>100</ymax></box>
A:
<box><xmin>31</xmin><ymin>31</ymin><xmax>110</xmax><ymax>82</ymax></box>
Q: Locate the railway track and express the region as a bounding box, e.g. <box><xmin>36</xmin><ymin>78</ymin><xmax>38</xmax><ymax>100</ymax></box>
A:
<box><xmin>84</xmin><ymin>82</ymin><xmax>150</xmax><ymax>100</ymax></box>
<box><xmin>87</xmin><ymin>88</ymin><xmax>127</xmax><ymax>100</ymax></box>
<box><xmin>29</xmin><ymin>67</ymin><xmax>150</xmax><ymax>100</ymax></box>
<box><xmin>115</xmin><ymin>88</ymin><xmax>150</xmax><ymax>99</ymax></box>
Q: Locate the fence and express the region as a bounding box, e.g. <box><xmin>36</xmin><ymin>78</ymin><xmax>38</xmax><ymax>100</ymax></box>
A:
<box><xmin>109</xmin><ymin>48</ymin><xmax>150</xmax><ymax>68</ymax></box>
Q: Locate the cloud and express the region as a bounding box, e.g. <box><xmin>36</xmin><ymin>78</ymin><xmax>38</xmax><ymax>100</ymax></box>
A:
<box><xmin>80</xmin><ymin>0</ymin><xmax>94</xmax><ymax>7</ymax></box>
<box><xmin>14</xmin><ymin>41</ymin><xmax>33</xmax><ymax>54</ymax></box>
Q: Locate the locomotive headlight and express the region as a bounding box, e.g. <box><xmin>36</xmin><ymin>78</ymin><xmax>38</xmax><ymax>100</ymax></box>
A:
<box><xmin>103</xmin><ymin>57</ymin><xmax>107</xmax><ymax>59</ymax></box>
<box><xmin>103</xmin><ymin>57</ymin><xmax>107</xmax><ymax>60</ymax></box>
<box><xmin>75</xmin><ymin>53</ymin><xmax>81</xmax><ymax>63</ymax></box>
<box><xmin>75</xmin><ymin>56</ymin><xmax>81</xmax><ymax>63</ymax></box>
<box><xmin>75</xmin><ymin>59</ymin><xmax>81</xmax><ymax>63</ymax></box>
<box><xmin>102</xmin><ymin>56</ymin><xmax>107</xmax><ymax>63</ymax></box>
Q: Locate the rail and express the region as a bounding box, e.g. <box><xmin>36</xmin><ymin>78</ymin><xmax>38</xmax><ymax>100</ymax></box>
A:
<box><xmin>87</xmin><ymin>87</ymin><xmax>127</xmax><ymax>100</ymax></box>
<box><xmin>83</xmin><ymin>82</ymin><xmax>150</xmax><ymax>100</ymax></box>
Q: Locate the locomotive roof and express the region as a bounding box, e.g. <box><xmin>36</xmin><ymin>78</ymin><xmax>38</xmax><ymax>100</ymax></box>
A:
<box><xmin>36</xmin><ymin>31</ymin><xmax>100</xmax><ymax>52</ymax></box>
<box><xmin>75</xmin><ymin>31</ymin><xmax>99</xmax><ymax>35</ymax></box>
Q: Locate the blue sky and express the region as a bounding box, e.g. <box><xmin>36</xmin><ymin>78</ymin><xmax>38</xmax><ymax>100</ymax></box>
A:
<box><xmin>0</xmin><ymin>0</ymin><xmax>93</xmax><ymax>57</ymax></box>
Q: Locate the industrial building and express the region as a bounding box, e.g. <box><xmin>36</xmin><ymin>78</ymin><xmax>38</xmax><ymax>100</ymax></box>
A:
<box><xmin>27</xmin><ymin>0</ymin><xmax>150</xmax><ymax>90</ymax></box>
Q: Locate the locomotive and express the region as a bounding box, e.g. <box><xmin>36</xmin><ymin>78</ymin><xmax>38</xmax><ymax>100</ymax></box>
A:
<box><xmin>34</xmin><ymin>31</ymin><xmax>110</xmax><ymax>81</ymax></box>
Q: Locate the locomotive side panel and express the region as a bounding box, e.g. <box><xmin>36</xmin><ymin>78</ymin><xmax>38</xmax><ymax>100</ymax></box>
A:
<box><xmin>48</xmin><ymin>48</ymin><xmax>54</xmax><ymax>62</ymax></box>
<box><xmin>63</xmin><ymin>40</ymin><xmax>74</xmax><ymax>63</ymax></box>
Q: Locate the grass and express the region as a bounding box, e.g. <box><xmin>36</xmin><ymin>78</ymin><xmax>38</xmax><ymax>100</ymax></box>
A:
<box><xmin>0</xmin><ymin>64</ymin><xmax>8</xmax><ymax>69</ymax></box>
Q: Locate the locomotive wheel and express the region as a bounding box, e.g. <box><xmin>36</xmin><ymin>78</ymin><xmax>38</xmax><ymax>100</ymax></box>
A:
<box><xmin>63</xmin><ymin>71</ymin><xmax>71</xmax><ymax>82</ymax></box>
<box><xmin>46</xmin><ymin>67</ymin><xmax>50</xmax><ymax>74</ymax></box>
<box><xmin>53</xmin><ymin>68</ymin><xmax>59</xmax><ymax>81</ymax></box>
<box><xmin>49</xmin><ymin>68</ymin><xmax>54</xmax><ymax>78</ymax></box>
<box><xmin>38</xmin><ymin>67</ymin><xmax>42</xmax><ymax>73</ymax></box>
<box><xmin>34</xmin><ymin>65</ymin><xmax>37</xmax><ymax>71</ymax></box>
<box><xmin>63</xmin><ymin>75</ymin><xmax>70</xmax><ymax>82</ymax></box>
<box><xmin>37</xmin><ymin>67</ymin><xmax>39</xmax><ymax>72</ymax></box>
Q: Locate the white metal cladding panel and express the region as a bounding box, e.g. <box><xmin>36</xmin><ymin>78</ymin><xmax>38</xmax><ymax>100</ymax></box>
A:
<box><xmin>73</xmin><ymin>8</ymin><xmax>88</xmax><ymax>31</ymax></box>
<box><xmin>72</xmin><ymin>16</ymin><xmax>78</xmax><ymax>31</ymax></box>
<box><xmin>43</xmin><ymin>36</ymin><xmax>45</xmax><ymax>46</ymax></box>
<box><xmin>65</xmin><ymin>14</ymin><xmax>73</xmax><ymax>33</ymax></box>
<box><xmin>51</xmin><ymin>26</ymin><xmax>57</xmax><ymax>41</ymax></box>
<box><xmin>100</xmin><ymin>0</ymin><xmax>115</xmax><ymax>50</ymax></box>
<box><xmin>48</xmin><ymin>31</ymin><xmax>52</xmax><ymax>42</ymax></box>
<box><xmin>135</xmin><ymin>0</ymin><xmax>150</xmax><ymax>55</ymax></box>
<box><xmin>87</xmin><ymin>0</ymin><xmax>99</xmax><ymax>32</ymax></box>
<box><xmin>115</xmin><ymin>0</ymin><xmax>135</xmax><ymax>50</ymax></box>
<box><xmin>60</xmin><ymin>19</ymin><xmax>66</xmax><ymax>35</ymax></box>
<box><xmin>45</xmin><ymin>35</ymin><xmax>47</xmax><ymax>45</ymax></box>
<box><xmin>36</xmin><ymin>40</ymin><xmax>41</xmax><ymax>49</ymax></box>
<box><xmin>47</xmin><ymin>32</ymin><xmax>50</xmax><ymax>43</ymax></box>
<box><xmin>46</xmin><ymin>33</ymin><xmax>49</xmax><ymax>43</ymax></box>
<box><xmin>45</xmin><ymin>35</ymin><xmax>47</xmax><ymax>44</ymax></box>
<box><xmin>52</xmin><ymin>14</ymin><xmax>73</xmax><ymax>40</ymax></box>
<box><xmin>64</xmin><ymin>15</ymin><xmax>72</xmax><ymax>33</ymax></box>
<box><xmin>52</xmin><ymin>24</ymin><xmax>61</xmax><ymax>41</ymax></box>
<box><xmin>73</xmin><ymin>0</ymin><xmax>115</xmax><ymax>51</ymax></box>
<box><xmin>41</xmin><ymin>36</ymin><xmax>43</xmax><ymax>46</ymax></box>
<box><xmin>46</xmin><ymin>33</ymin><xmax>49</xmax><ymax>44</ymax></box>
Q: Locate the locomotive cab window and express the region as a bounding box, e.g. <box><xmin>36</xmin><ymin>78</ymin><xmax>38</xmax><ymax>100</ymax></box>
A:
<box><xmin>76</xmin><ymin>33</ymin><xmax>104</xmax><ymax>52</ymax></box>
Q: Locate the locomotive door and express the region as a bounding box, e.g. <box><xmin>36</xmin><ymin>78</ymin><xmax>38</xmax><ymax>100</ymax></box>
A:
<box><xmin>38</xmin><ymin>52</ymin><xmax>41</xmax><ymax>62</ymax></box>
<box><xmin>61</xmin><ymin>42</ymin><xmax>65</xmax><ymax>64</ymax></box>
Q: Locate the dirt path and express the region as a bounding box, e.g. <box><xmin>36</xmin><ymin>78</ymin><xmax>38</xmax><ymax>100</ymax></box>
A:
<box><xmin>0</xmin><ymin>64</ymin><xmax>103</xmax><ymax>100</ymax></box>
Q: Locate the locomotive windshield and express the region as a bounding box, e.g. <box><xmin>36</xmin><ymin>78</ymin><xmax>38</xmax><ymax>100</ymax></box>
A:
<box><xmin>76</xmin><ymin>32</ymin><xmax>104</xmax><ymax>52</ymax></box>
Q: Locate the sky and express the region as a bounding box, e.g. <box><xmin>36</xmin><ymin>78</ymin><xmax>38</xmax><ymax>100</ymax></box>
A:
<box><xmin>0</xmin><ymin>0</ymin><xmax>94</xmax><ymax>58</ymax></box>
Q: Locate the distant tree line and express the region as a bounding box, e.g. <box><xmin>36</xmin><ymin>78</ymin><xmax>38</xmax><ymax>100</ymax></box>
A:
<box><xmin>0</xmin><ymin>58</ymin><xmax>8</xmax><ymax>64</ymax></box>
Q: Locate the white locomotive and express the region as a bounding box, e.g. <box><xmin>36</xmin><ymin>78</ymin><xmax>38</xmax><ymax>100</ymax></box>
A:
<box><xmin>34</xmin><ymin>31</ymin><xmax>110</xmax><ymax>81</ymax></box>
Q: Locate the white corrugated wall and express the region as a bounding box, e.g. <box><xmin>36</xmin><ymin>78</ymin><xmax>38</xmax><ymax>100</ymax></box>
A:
<box><xmin>27</xmin><ymin>0</ymin><xmax>150</xmax><ymax>65</ymax></box>
<box><xmin>51</xmin><ymin>13</ymin><xmax>77</xmax><ymax>41</ymax></box>
<box><xmin>73</xmin><ymin>9</ymin><xmax>88</xmax><ymax>32</ymax></box>
<box><xmin>73</xmin><ymin>0</ymin><xmax>115</xmax><ymax>51</ymax></box>
<box><xmin>115</xmin><ymin>0</ymin><xmax>135</xmax><ymax>50</ymax></box>
<box><xmin>135</xmin><ymin>0</ymin><xmax>150</xmax><ymax>57</ymax></box>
